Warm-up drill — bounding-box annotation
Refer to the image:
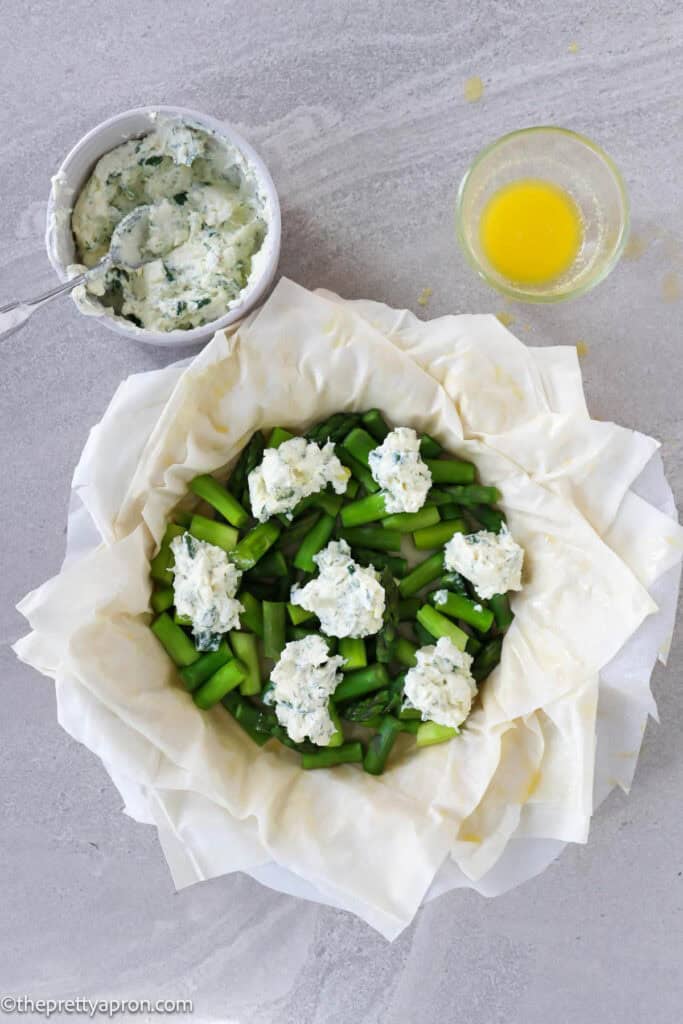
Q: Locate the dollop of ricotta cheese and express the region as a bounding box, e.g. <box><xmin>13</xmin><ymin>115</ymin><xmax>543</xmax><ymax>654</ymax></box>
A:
<box><xmin>403</xmin><ymin>637</ymin><xmax>477</xmax><ymax>729</ymax></box>
<box><xmin>170</xmin><ymin>533</ymin><xmax>243</xmax><ymax>650</ymax></box>
<box><xmin>290</xmin><ymin>539</ymin><xmax>386</xmax><ymax>638</ymax></box>
<box><xmin>265</xmin><ymin>635</ymin><xmax>345</xmax><ymax>745</ymax></box>
<box><xmin>70</xmin><ymin>117</ymin><xmax>267</xmax><ymax>332</ymax></box>
<box><xmin>443</xmin><ymin>524</ymin><xmax>524</xmax><ymax>600</ymax></box>
<box><xmin>368</xmin><ymin>426</ymin><xmax>432</xmax><ymax>513</ymax></box>
<box><xmin>248</xmin><ymin>437</ymin><xmax>350</xmax><ymax>521</ymax></box>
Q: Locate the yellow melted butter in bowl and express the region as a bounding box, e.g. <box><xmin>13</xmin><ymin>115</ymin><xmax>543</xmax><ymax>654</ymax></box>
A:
<box><xmin>456</xmin><ymin>127</ymin><xmax>629</xmax><ymax>303</ymax></box>
<box><xmin>480</xmin><ymin>178</ymin><xmax>583</xmax><ymax>286</ymax></box>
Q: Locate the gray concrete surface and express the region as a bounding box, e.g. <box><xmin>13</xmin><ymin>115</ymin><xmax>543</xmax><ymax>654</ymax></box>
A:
<box><xmin>1</xmin><ymin>1</ymin><xmax>682</xmax><ymax>1021</ymax></box>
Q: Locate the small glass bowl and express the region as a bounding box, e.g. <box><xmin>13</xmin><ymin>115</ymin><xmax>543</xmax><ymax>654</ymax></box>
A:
<box><xmin>455</xmin><ymin>126</ymin><xmax>630</xmax><ymax>303</ymax></box>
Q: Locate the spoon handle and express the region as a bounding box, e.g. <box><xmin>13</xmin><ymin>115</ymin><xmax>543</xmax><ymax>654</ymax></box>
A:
<box><xmin>0</xmin><ymin>257</ymin><xmax>109</xmax><ymax>341</ymax></box>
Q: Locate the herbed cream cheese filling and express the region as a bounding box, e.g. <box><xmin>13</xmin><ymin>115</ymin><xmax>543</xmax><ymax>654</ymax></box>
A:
<box><xmin>70</xmin><ymin>117</ymin><xmax>266</xmax><ymax>332</ymax></box>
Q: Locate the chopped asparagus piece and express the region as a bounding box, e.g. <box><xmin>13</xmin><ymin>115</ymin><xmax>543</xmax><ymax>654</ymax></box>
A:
<box><xmin>231</xmin><ymin>522</ymin><xmax>281</xmax><ymax>570</ymax></box>
<box><xmin>416</xmin><ymin>606</ymin><xmax>468</xmax><ymax>651</ymax></box>
<box><xmin>266</xmin><ymin>426</ymin><xmax>295</xmax><ymax>448</ymax></box>
<box><xmin>340</xmin><ymin>526</ymin><xmax>402</xmax><ymax>552</ymax></box>
<box><xmin>429</xmin><ymin>591</ymin><xmax>494</xmax><ymax>633</ymax></box>
<box><xmin>412</xmin><ymin>519</ymin><xmax>467</xmax><ymax>550</ymax></box>
<box><xmin>229</xmin><ymin>631</ymin><xmax>262</xmax><ymax>695</ymax></box>
<box><xmin>339</xmin><ymin>637</ymin><xmax>368</xmax><ymax>671</ymax></box>
<box><xmin>189</xmin><ymin>514</ymin><xmax>238</xmax><ymax>552</ymax></box>
<box><xmin>381</xmin><ymin>506</ymin><xmax>440</xmax><ymax>533</ymax></box>
<box><xmin>293</xmin><ymin>513</ymin><xmax>336</xmax><ymax>573</ymax></box>
<box><xmin>189</xmin><ymin>474</ymin><xmax>249</xmax><ymax>528</ymax></box>
<box><xmin>301</xmin><ymin>742</ymin><xmax>364</xmax><ymax>769</ymax></box>
<box><xmin>416</xmin><ymin>721</ymin><xmax>457</xmax><ymax>747</ymax></box>
<box><xmin>180</xmin><ymin>641</ymin><xmax>232</xmax><ymax>691</ymax></box>
<box><xmin>361</xmin><ymin>409</ymin><xmax>390</xmax><ymax>442</ymax></box>
<box><xmin>193</xmin><ymin>658</ymin><xmax>247</xmax><ymax>709</ymax></box>
<box><xmin>262</xmin><ymin>601</ymin><xmax>286</xmax><ymax>660</ymax></box>
<box><xmin>334</xmin><ymin>663</ymin><xmax>390</xmax><ymax>703</ymax></box>
<box><xmin>151</xmin><ymin>613</ymin><xmax>200</xmax><ymax>667</ymax></box>
<box><xmin>363</xmin><ymin>716</ymin><xmax>402</xmax><ymax>775</ymax></box>
<box><xmin>425</xmin><ymin>460</ymin><xmax>476</xmax><ymax>485</ymax></box>
<box><xmin>398</xmin><ymin>552</ymin><xmax>445</xmax><ymax>597</ymax></box>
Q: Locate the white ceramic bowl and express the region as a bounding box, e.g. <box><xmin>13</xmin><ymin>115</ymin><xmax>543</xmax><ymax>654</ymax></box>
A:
<box><xmin>46</xmin><ymin>105</ymin><xmax>281</xmax><ymax>347</ymax></box>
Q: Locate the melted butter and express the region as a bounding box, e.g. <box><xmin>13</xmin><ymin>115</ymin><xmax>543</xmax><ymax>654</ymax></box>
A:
<box><xmin>661</xmin><ymin>271</ymin><xmax>681</xmax><ymax>302</ymax></box>
<box><xmin>496</xmin><ymin>311</ymin><xmax>515</xmax><ymax>327</ymax></box>
<box><xmin>480</xmin><ymin>179</ymin><xmax>583</xmax><ymax>286</ymax></box>
<box><xmin>464</xmin><ymin>76</ymin><xmax>484</xmax><ymax>102</ymax></box>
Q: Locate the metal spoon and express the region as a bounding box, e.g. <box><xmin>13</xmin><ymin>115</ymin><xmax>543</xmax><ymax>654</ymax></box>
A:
<box><xmin>0</xmin><ymin>205</ymin><xmax>155</xmax><ymax>341</ymax></box>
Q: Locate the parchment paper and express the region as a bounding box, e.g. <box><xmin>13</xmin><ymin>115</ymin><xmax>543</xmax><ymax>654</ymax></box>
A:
<box><xmin>14</xmin><ymin>280</ymin><xmax>682</xmax><ymax>939</ymax></box>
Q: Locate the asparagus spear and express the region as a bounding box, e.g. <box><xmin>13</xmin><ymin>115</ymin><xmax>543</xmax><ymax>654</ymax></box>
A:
<box><xmin>231</xmin><ymin>522</ymin><xmax>281</xmax><ymax>570</ymax></box>
<box><xmin>266</xmin><ymin>427</ymin><xmax>295</xmax><ymax>448</ymax></box>
<box><xmin>150</xmin><ymin>586</ymin><xmax>174</xmax><ymax>614</ymax></box>
<box><xmin>339</xmin><ymin>637</ymin><xmax>368</xmax><ymax>671</ymax></box>
<box><xmin>342</xmin><ymin>427</ymin><xmax>380</xmax><ymax>469</ymax></box>
<box><xmin>334</xmin><ymin>663</ymin><xmax>390</xmax><ymax>702</ymax></box>
<box><xmin>425</xmin><ymin>460</ymin><xmax>476</xmax><ymax>485</ymax></box>
<box><xmin>189</xmin><ymin>474</ymin><xmax>249</xmax><ymax>528</ymax></box>
<box><xmin>229</xmin><ymin>631</ymin><xmax>262</xmax><ymax>695</ymax></box>
<box><xmin>340</xmin><ymin>688</ymin><xmax>392</xmax><ymax>723</ymax></box>
<box><xmin>151</xmin><ymin>613</ymin><xmax>200</xmax><ymax>667</ymax></box>
<box><xmin>398</xmin><ymin>597</ymin><xmax>420</xmax><ymax>620</ymax></box>
<box><xmin>443</xmin><ymin>484</ymin><xmax>501</xmax><ymax>506</ymax></box>
<box><xmin>472</xmin><ymin>504</ymin><xmax>506</xmax><ymax>533</ymax></box>
<box><xmin>488</xmin><ymin>593</ymin><xmax>514</xmax><ymax>631</ymax></box>
<box><xmin>193</xmin><ymin>658</ymin><xmax>247</xmax><ymax>709</ymax></box>
<box><xmin>227</xmin><ymin>432</ymin><xmax>265</xmax><ymax>498</ymax></box>
<box><xmin>394</xmin><ymin>636</ymin><xmax>418</xmax><ymax>668</ymax></box>
<box><xmin>222</xmin><ymin>692</ymin><xmax>270</xmax><ymax>747</ymax></box>
<box><xmin>262</xmin><ymin>602</ymin><xmax>286</xmax><ymax>660</ymax></box>
<box><xmin>306</xmin><ymin>413</ymin><xmax>360</xmax><ymax>445</ymax></box>
<box><xmin>286</xmin><ymin>602</ymin><xmax>315</xmax><ymax>626</ymax></box>
<box><xmin>293</xmin><ymin>513</ymin><xmax>336</xmax><ymax>573</ymax></box>
<box><xmin>429</xmin><ymin>591</ymin><xmax>494</xmax><ymax>633</ymax></box>
<box><xmin>419</xmin><ymin>434</ymin><xmax>442</xmax><ymax>458</ymax></box>
<box><xmin>412</xmin><ymin>519</ymin><xmax>467</xmax><ymax>550</ymax></box>
<box><xmin>416</xmin><ymin>606</ymin><xmax>468</xmax><ymax>651</ymax></box>
<box><xmin>149</xmin><ymin>523</ymin><xmax>185</xmax><ymax>584</ymax></box>
<box><xmin>472</xmin><ymin>636</ymin><xmax>503</xmax><ymax>682</ymax></box>
<box><xmin>363</xmin><ymin>716</ymin><xmax>402</xmax><ymax>775</ymax></box>
<box><xmin>336</xmin><ymin>447</ymin><xmax>379</xmax><ymax>493</ymax></box>
<box><xmin>352</xmin><ymin>549</ymin><xmax>407</xmax><ymax>577</ymax></box>
<box><xmin>381</xmin><ymin>506</ymin><xmax>440</xmax><ymax>533</ymax></box>
<box><xmin>361</xmin><ymin>409</ymin><xmax>389</xmax><ymax>442</ymax></box>
<box><xmin>189</xmin><ymin>514</ymin><xmax>238</xmax><ymax>552</ymax></box>
<box><xmin>340</xmin><ymin>526</ymin><xmax>401</xmax><ymax>552</ymax></box>
<box><xmin>376</xmin><ymin>569</ymin><xmax>400</xmax><ymax>663</ymax></box>
<box><xmin>301</xmin><ymin>742</ymin><xmax>364</xmax><ymax>769</ymax></box>
<box><xmin>179</xmin><ymin>640</ymin><xmax>232</xmax><ymax>691</ymax></box>
<box><xmin>339</xmin><ymin>492</ymin><xmax>387</xmax><ymax>528</ymax></box>
<box><xmin>398</xmin><ymin>552</ymin><xmax>445</xmax><ymax>597</ymax></box>
<box><xmin>246</xmin><ymin>550</ymin><xmax>289</xmax><ymax>579</ymax></box>
<box><xmin>416</xmin><ymin>722</ymin><xmax>457</xmax><ymax>747</ymax></box>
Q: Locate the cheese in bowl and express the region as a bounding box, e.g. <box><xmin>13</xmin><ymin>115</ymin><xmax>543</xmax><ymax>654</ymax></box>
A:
<box><xmin>70</xmin><ymin>116</ymin><xmax>268</xmax><ymax>332</ymax></box>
